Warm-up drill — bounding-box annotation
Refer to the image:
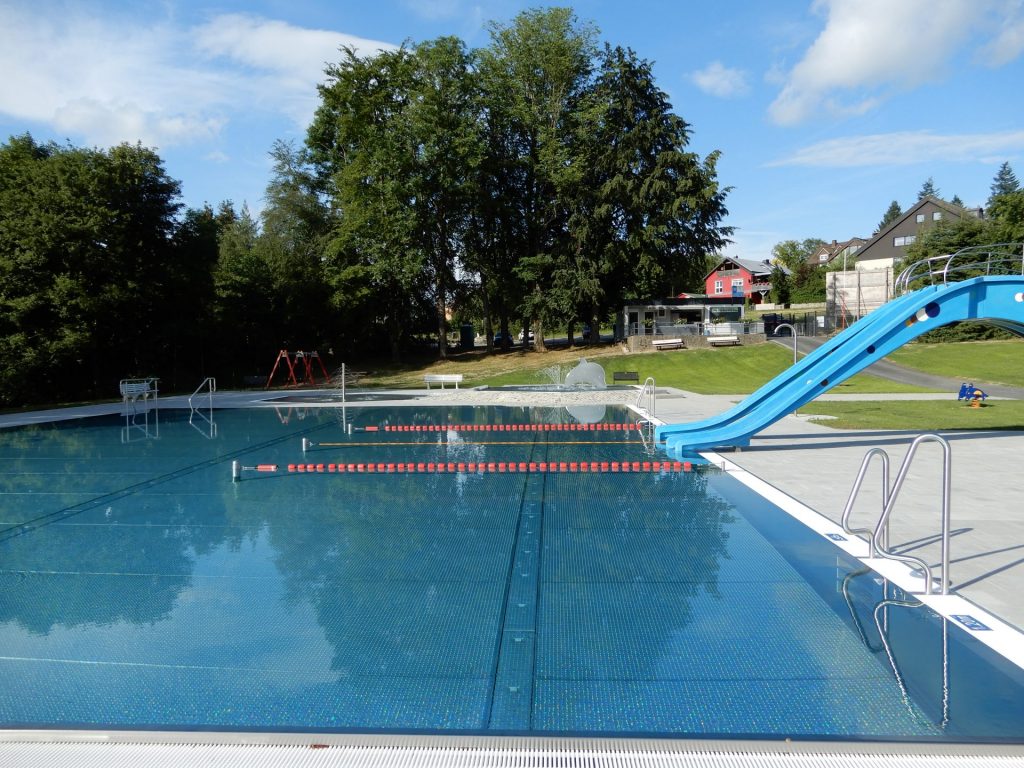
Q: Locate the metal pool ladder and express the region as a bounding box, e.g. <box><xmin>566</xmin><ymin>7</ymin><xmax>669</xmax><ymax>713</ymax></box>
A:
<box><xmin>635</xmin><ymin>376</ymin><xmax>656</xmax><ymax>418</ymax></box>
<box><xmin>841</xmin><ymin>433</ymin><xmax>952</xmax><ymax>595</ymax></box>
<box><xmin>188</xmin><ymin>377</ymin><xmax>217</xmax><ymax>439</ymax></box>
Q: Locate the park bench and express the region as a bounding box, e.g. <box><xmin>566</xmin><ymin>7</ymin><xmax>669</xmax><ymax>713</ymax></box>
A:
<box><xmin>707</xmin><ymin>335</ymin><xmax>740</xmax><ymax>346</ymax></box>
<box><xmin>652</xmin><ymin>338</ymin><xmax>684</xmax><ymax>350</ymax></box>
<box><xmin>424</xmin><ymin>373</ymin><xmax>463</xmax><ymax>389</ymax></box>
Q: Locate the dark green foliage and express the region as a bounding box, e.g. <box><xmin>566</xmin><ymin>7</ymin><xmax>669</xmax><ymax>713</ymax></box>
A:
<box><xmin>989</xmin><ymin>162</ymin><xmax>1020</xmax><ymax>206</ymax></box>
<box><xmin>878</xmin><ymin>200</ymin><xmax>902</xmax><ymax>231</ymax></box>
<box><xmin>918</xmin><ymin>177</ymin><xmax>939</xmax><ymax>200</ymax></box>
<box><xmin>788</xmin><ymin>261</ymin><xmax>826</xmax><ymax>303</ymax></box>
<box><xmin>917</xmin><ymin>321</ymin><xmax>1015</xmax><ymax>343</ymax></box>
<box><xmin>769</xmin><ymin>264</ymin><xmax>791</xmax><ymax>305</ymax></box>
<box><xmin>0</xmin><ymin>134</ymin><xmax>182</xmax><ymax>404</ymax></box>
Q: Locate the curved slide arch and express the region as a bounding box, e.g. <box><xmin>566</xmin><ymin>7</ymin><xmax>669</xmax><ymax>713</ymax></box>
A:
<box><xmin>656</xmin><ymin>275</ymin><xmax>1024</xmax><ymax>458</ymax></box>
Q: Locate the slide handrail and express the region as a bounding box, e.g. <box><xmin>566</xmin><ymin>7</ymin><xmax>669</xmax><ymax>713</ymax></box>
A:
<box><xmin>894</xmin><ymin>242</ymin><xmax>1024</xmax><ymax>295</ymax></box>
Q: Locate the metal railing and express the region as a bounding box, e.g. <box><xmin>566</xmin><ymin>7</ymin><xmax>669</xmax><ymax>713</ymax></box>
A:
<box><xmin>894</xmin><ymin>242</ymin><xmax>1024</xmax><ymax>296</ymax></box>
<box><xmin>843</xmin><ymin>434</ymin><xmax>952</xmax><ymax>595</ymax></box>
<box><xmin>635</xmin><ymin>376</ymin><xmax>656</xmax><ymax>419</ymax></box>
<box><xmin>188</xmin><ymin>377</ymin><xmax>217</xmax><ymax>439</ymax></box>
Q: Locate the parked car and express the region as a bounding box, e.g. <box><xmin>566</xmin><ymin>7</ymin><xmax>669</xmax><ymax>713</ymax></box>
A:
<box><xmin>518</xmin><ymin>328</ymin><xmax>535</xmax><ymax>342</ymax></box>
<box><xmin>581</xmin><ymin>324</ymin><xmax>592</xmax><ymax>340</ymax></box>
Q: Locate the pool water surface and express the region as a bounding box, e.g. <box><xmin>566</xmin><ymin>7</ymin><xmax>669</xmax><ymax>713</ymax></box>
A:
<box><xmin>0</xmin><ymin>405</ymin><xmax>1022</xmax><ymax>740</ymax></box>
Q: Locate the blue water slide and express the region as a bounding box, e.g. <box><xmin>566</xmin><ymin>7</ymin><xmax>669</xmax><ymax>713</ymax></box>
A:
<box><xmin>655</xmin><ymin>285</ymin><xmax>937</xmax><ymax>444</ymax></box>
<box><xmin>659</xmin><ymin>275</ymin><xmax>1024</xmax><ymax>458</ymax></box>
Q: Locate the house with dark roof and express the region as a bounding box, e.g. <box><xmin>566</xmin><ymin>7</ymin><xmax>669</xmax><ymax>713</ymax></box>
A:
<box><xmin>704</xmin><ymin>256</ymin><xmax>788</xmax><ymax>304</ymax></box>
<box><xmin>855</xmin><ymin>196</ymin><xmax>983</xmax><ymax>271</ymax></box>
<box><xmin>808</xmin><ymin>237</ymin><xmax>867</xmax><ymax>267</ymax></box>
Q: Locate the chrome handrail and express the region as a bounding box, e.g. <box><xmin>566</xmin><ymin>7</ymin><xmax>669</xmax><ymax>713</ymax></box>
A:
<box><xmin>635</xmin><ymin>376</ymin><xmax>656</xmax><ymax>418</ymax></box>
<box><xmin>894</xmin><ymin>242</ymin><xmax>1024</xmax><ymax>295</ymax></box>
<box><xmin>188</xmin><ymin>377</ymin><xmax>216</xmax><ymax>409</ymax></box>
<box><xmin>840</xmin><ymin>447</ymin><xmax>891</xmax><ymax>557</ymax></box>
<box><xmin>871</xmin><ymin>434</ymin><xmax>952</xmax><ymax>595</ymax></box>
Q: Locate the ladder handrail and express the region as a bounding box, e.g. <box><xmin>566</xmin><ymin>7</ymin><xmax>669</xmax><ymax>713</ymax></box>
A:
<box><xmin>840</xmin><ymin>447</ymin><xmax>890</xmax><ymax>557</ymax></box>
<box><xmin>636</xmin><ymin>376</ymin><xmax>656</xmax><ymax>418</ymax></box>
<box><xmin>188</xmin><ymin>377</ymin><xmax>216</xmax><ymax>409</ymax></box>
<box><xmin>870</xmin><ymin>434</ymin><xmax>952</xmax><ymax>596</ymax></box>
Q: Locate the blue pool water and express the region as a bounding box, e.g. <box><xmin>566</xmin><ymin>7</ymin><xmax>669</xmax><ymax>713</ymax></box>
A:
<box><xmin>1</xmin><ymin>404</ymin><xmax>1023</xmax><ymax>740</ymax></box>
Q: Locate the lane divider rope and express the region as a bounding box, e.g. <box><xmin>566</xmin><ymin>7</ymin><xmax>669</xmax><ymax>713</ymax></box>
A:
<box><xmin>234</xmin><ymin>460</ymin><xmax>692</xmax><ymax>480</ymax></box>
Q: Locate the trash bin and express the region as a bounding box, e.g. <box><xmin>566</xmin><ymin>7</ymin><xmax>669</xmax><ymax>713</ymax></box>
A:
<box><xmin>763</xmin><ymin>313</ymin><xmax>782</xmax><ymax>335</ymax></box>
<box><xmin>460</xmin><ymin>324</ymin><xmax>475</xmax><ymax>351</ymax></box>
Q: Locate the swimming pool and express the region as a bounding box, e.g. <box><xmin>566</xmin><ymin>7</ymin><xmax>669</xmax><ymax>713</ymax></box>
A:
<box><xmin>1</xmin><ymin>404</ymin><xmax>1022</xmax><ymax>741</ymax></box>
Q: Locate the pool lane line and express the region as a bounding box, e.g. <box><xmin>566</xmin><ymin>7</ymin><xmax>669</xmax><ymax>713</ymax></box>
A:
<box><xmin>0</xmin><ymin>419</ymin><xmax>340</xmax><ymax>543</ymax></box>
<box><xmin>485</xmin><ymin>432</ymin><xmax>544</xmax><ymax>730</ymax></box>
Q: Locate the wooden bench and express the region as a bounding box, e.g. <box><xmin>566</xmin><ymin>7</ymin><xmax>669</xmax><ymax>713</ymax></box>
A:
<box><xmin>612</xmin><ymin>371</ymin><xmax>639</xmax><ymax>383</ymax></box>
<box><xmin>707</xmin><ymin>335</ymin><xmax>740</xmax><ymax>346</ymax></box>
<box><xmin>652</xmin><ymin>338</ymin><xmax>684</xmax><ymax>350</ymax></box>
<box><xmin>424</xmin><ymin>373</ymin><xmax>463</xmax><ymax>389</ymax></box>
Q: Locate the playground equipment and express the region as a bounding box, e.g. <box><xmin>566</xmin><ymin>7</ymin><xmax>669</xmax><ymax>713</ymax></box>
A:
<box><xmin>958</xmin><ymin>382</ymin><xmax>988</xmax><ymax>406</ymax></box>
<box><xmin>265</xmin><ymin>350</ymin><xmax>330</xmax><ymax>388</ymax></box>
<box><xmin>657</xmin><ymin>243</ymin><xmax>1024</xmax><ymax>457</ymax></box>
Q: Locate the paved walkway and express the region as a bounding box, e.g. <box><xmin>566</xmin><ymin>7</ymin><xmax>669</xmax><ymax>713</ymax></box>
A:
<box><xmin>654</xmin><ymin>386</ymin><xmax>1024</xmax><ymax>631</ymax></box>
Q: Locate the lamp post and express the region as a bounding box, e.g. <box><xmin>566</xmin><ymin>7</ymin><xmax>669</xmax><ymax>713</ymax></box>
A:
<box><xmin>773</xmin><ymin>323</ymin><xmax>799</xmax><ymax>365</ymax></box>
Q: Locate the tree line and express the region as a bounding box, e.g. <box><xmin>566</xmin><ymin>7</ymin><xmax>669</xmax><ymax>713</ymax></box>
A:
<box><xmin>0</xmin><ymin>8</ymin><xmax>731</xmax><ymax>406</ymax></box>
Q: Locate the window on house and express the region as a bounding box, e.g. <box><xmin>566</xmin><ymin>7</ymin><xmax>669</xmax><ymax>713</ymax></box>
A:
<box><xmin>916</xmin><ymin>214</ymin><xmax>925</xmax><ymax>223</ymax></box>
<box><xmin>933</xmin><ymin>211</ymin><xmax>942</xmax><ymax>221</ymax></box>
<box><xmin>731</xmin><ymin>278</ymin><xmax>744</xmax><ymax>290</ymax></box>
<box><xmin>893</xmin><ymin>235</ymin><xmax>916</xmax><ymax>247</ymax></box>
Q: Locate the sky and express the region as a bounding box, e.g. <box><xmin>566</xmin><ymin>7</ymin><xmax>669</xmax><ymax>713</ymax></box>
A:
<box><xmin>2</xmin><ymin>0</ymin><xmax>1024</xmax><ymax>260</ymax></box>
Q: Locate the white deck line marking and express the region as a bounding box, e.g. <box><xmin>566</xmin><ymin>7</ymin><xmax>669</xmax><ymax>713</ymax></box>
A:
<box><xmin>703</xmin><ymin>449</ymin><xmax>1024</xmax><ymax>673</ymax></box>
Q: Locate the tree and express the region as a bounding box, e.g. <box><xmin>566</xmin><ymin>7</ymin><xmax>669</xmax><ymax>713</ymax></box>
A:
<box><xmin>988</xmin><ymin>162</ymin><xmax>1020</xmax><ymax>206</ymax></box>
<box><xmin>0</xmin><ymin>134</ymin><xmax>181</xmax><ymax>404</ymax></box>
<box><xmin>771</xmin><ymin>238</ymin><xmax>824</xmax><ymax>271</ymax></box>
<box><xmin>917</xmin><ymin>177</ymin><xmax>939</xmax><ymax>200</ymax></box>
<box><xmin>259</xmin><ymin>139</ymin><xmax>333</xmax><ymax>357</ymax></box>
<box><xmin>878</xmin><ymin>200</ymin><xmax>901</xmax><ymax>231</ymax></box>
<box><xmin>561</xmin><ymin>44</ymin><xmax>731</xmax><ymax>344</ymax></box>
<box><xmin>769</xmin><ymin>264</ymin><xmax>790</xmax><ymax>305</ymax></box>
<box><xmin>478</xmin><ymin>8</ymin><xmax>598</xmax><ymax>351</ymax></box>
<box><xmin>212</xmin><ymin>205</ymin><xmax>276</xmax><ymax>379</ymax></box>
<box><xmin>950</xmin><ymin>194</ymin><xmax>964</xmax><ymax>208</ymax></box>
<box><xmin>987</xmin><ymin>190</ymin><xmax>1024</xmax><ymax>242</ymax></box>
<box><xmin>309</xmin><ymin>45</ymin><xmax>428</xmax><ymax>361</ymax></box>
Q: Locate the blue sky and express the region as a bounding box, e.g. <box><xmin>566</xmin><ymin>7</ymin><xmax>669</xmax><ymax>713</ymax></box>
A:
<box><xmin>2</xmin><ymin>0</ymin><xmax>1023</xmax><ymax>260</ymax></box>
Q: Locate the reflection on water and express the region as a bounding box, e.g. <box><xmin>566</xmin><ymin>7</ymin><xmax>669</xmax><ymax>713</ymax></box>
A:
<box><xmin>0</xmin><ymin>406</ymin><xmax>1022</xmax><ymax>738</ymax></box>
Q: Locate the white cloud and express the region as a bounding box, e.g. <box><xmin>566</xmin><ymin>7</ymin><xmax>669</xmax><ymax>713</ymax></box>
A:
<box><xmin>768</xmin><ymin>0</ymin><xmax>980</xmax><ymax>125</ymax></box>
<box><xmin>690</xmin><ymin>61</ymin><xmax>749</xmax><ymax>98</ymax></box>
<box><xmin>980</xmin><ymin>4</ymin><xmax>1024</xmax><ymax>65</ymax></box>
<box><xmin>768</xmin><ymin>129</ymin><xmax>1024</xmax><ymax>167</ymax></box>
<box><xmin>0</xmin><ymin>5</ymin><xmax>395</xmax><ymax>149</ymax></box>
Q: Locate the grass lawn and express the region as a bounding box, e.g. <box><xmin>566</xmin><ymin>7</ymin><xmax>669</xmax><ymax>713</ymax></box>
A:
<box><xmin>361</xmin><ymin>343</ymin><xmax>933</xmax><ymax>395</ymax></box>
<box><xmin>887</xmin><ymin>338</ymin><xmax>1024</xmax><ymax>388</ymax></box>
<box><xmin>799</xmin><ymin>399</ymin><xmax>1024</xmax><ymax>431</ymax></box>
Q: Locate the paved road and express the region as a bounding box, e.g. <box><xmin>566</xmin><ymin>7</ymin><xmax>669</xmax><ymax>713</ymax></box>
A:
<box><xmin>771</xmin><ymin>335</ymin><xmax>1024</xmax><ymax>399</ymax></box>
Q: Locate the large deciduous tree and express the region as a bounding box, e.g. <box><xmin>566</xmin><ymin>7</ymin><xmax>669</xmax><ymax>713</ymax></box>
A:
<box><xmin>478</xmin><ymin>8</ymin><xmax>597</xmax><ymax>351</ymax></box>
<box><xmin>0</xmin><ymin>134</ymin><xmax>181</xmax><ymax>404</ymax></box>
